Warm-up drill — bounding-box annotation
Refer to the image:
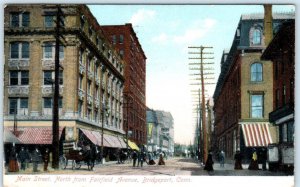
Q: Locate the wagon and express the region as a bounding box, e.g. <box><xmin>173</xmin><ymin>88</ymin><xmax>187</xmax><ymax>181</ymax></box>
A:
<box><xmin>59</xmin><ymin>142</ymin><xmax>94</xmax><ymax>170</ymax></box>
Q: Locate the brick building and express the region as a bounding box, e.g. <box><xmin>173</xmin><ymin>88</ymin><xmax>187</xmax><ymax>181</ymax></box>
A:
<box><xmin>102</xmin><ymin>24</ymin><xmax>147</xmax><ymax>147</ymax></box>
<box><xmin>261</xmin><ymin>20</ymin><xmax>295</xmax><ymax>172</ymax></box>
<box><xmin>4</xmin><ymin>5</ymin><xmax>126</xmax><ymax>160</ymax></box>
<box><xmin>213</xmin><ymin>7</ymin><xmax>295</xmax><ymax>160</ymax></box>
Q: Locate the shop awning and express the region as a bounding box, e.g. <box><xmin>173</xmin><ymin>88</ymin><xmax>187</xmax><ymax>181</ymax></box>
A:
<box><xmin>118</xmin><ymin>137</ymin><xmax>127</xmax><ymax>148</ymax></box>
<box><xmin>80</xmin><ymin>129</ymin><xmax>110</xmax><ymax>147</ymax></box>
<box><xmin>5</xmin><ymin>127</ymin><xmax>64</xmax><ymax>144</ymax></box>
<box><xmin>240</xmin><ymin>122</ymin><xmax>273</xmax><ymax>147</ymax></box>
<box><xmin>4</xmin><ymin>128</ymin><xmax>21</xmax><ymax>144</ymax></box>
<box><xmin>127</xmin><ymin>139</ymin><xmax>139</xmax><ymax>151</ymax></box>
<box><xmin>80</xmin><ymin>129</ymin><xmax>125</xmax><ymax>148</ymax></box>
<box><xmin>104</xmin><ymin>134</ymin><xmax>123</xmax><ymax>148</ymax></box>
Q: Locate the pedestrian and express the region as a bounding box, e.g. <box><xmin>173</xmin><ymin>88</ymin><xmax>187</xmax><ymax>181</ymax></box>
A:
<box><xmin>261</xmin><ymin>148</ymin><xmax>267</xmax><ymax>170</ymax></box>
<box><xmin>116</xmin><ymin>149</ymin><xmax>121</xmax><ymax>164</ymax></box>
<box><xmin>139</xmin><ymin>152</ymin><xmax>145</xmax><ymax>167</ymax></box>
<box><xmin>204</xmin><ymin>150</ymin><xmax>214</xmax><ymax>171</ymax></box>
<box><xmin>18</xmin><ymin>147</ymin><xmax>28</xmax><ymax>171</ymax></box>
<box><xmin>43</xmin><ymin>148</ymin><xmax>50</xmax><ymax>171</ymax></box>
<box><xmin>132</xmin><ymin>150</ymin><xmax>138</xmax><ymax>167</ymax></box>
<box><xmin>158</xmin><ymin>153</ymin><xmax>165</xmax><ymax>165</ymax></box>
<box><xmin>234</xmin><ymin>150</ymin><xmax>243</xmax><ymax>170</ymax></box>
<box><xmin>219</xmin><ymin>150</ymin><xmax>225</xmax><ymax>168</ymax></box>
<box><xmin>25</xmin><ymin>148</ymin><xmax>30</xmax><ymax>169</ymax></box>
<box><xmin>32</xmin><ymin>147</ymin><xmax>42</xmax><ymax>172</ymax></box>
<box><xmin>8</xmin><ymin>146</ymin><xmax>19</xmax><ymax>172</ymax></box>
<box><xmin>248</xmin><ymin>148</ymin><xmax>259</xmax><ymax>170</ymax></box>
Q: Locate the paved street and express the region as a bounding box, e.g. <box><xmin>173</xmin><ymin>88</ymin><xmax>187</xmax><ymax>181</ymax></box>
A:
<box><xmin>7</xmin><ymin>157</ymin><xmax>289</xmax><ymax>176</ymax></box>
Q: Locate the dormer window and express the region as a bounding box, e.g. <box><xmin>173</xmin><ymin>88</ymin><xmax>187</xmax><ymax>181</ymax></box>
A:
<box><xmin>249</xmin><ymin>25</ymin><xmax>262</xmax><ymax>46</ymax></box>
<box><xmin>252</xmin><ymin>29</ymin><xmax>261</xmax><ymax>45</ymax></box>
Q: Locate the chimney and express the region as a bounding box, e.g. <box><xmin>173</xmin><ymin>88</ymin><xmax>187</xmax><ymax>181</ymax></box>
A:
<box><xmin>264</xmin><ymin>4</ymin><xmax>273</xmax><ymax>46</ymax></box>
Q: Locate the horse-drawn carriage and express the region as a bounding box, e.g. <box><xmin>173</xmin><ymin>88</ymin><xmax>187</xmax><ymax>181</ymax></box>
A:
<box><xmin>59</xmin><ymin>141</ymin><xmax>95</xmax><ymax>170</ymax></box>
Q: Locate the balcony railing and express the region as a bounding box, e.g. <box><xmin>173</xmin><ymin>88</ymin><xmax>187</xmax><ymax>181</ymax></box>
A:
<box><xmin>8</xmin><ymin>85</ymin><xmax>29</xmax><ymax>95</ymax></box>
<box><xmin>42</xmin><ymin>85</ymin><xmax>63</xmax><ymax>95</ymax></box>
<box><xmin>42</xmin><ymin>59</ymin><xmax>64</xmax><ymax>68</ymax></box>
<box><xmin>8</xmin><ymin>59</ymin><xmax>29</xmax><ymax>67</ymax></box>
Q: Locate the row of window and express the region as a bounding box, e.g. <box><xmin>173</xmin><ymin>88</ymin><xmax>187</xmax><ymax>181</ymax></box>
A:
<box><xmin>10</xmin><ymin>42</ymin><xmax>64</xmax><ymax>59</ymax></box>
<box><xmin>9</xmin><ymin>97</ymin><xmax>62</xmax><ymax>115</ymax></box>
<box><xmin>10</xmin><ymin>11</ymin><xmax>63</xmax><ymax>28</ymax></box>
<box><xmin>9</xmin><ymin>71</ymin><xmax>63</xmax><ymax>86</ymax></box>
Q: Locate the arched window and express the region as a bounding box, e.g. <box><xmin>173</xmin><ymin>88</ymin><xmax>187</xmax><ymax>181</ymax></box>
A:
<box><xmin>251</xmin><ymin>63</ymin><xmax>263</xmax><ymax>82</ymax></box>
<box><xmin>252</xmin><ymin>29</ymin><xmax>261</xmax><ymax>45</ymax></box>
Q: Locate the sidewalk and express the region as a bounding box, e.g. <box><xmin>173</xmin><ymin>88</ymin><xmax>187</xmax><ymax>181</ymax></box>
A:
<box><xmin>5</xmin><ymin>160</ymin><xmax>122</xmax><ymax>175</ymax></box>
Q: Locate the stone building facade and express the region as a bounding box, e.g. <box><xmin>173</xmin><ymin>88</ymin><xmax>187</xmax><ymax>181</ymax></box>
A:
<box><xmin>213</xmin><ymin>10</ymin><xmax>295</xmax><ymax>160</ymax></box>
<box><xmin>4</xmin><ymin>5</ymin><xmax>126</xmax><ymax>155</ymax></box>
<box><xmin>102</xmin><ymin>24</ymin><xmax>147</xmax><ymax>146</ymax></box>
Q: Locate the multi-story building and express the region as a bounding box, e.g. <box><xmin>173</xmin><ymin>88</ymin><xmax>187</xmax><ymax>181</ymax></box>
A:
<box><xmin>146</xmin><ymin>108</ymin><xmax>159</xmax><ymax>152</ymax></box>
<box><xmin>213</xmin><ymin>7</ymin><xmax>295</xmax><ymax>160</ymax></box>
<box><xmin>261</xmin><ymin>20</ymin><xmax>295</xmax><ymax>173</ymax></box>
<box><xmin>146</xmin><ymin>108</ymin><xmax>174</xmax><ymax>155</ymax></box>
<box><xmin>101</xmin><ymin>24</ymin><xmax>147</xmax><ymax>147</ymax></box>
<box><xmin>4</xmin><ymin>5</ymin><xmax>126</xmax><ymax>159</ymax></box>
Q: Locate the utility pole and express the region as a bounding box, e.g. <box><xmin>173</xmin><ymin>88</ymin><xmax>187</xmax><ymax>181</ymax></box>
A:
<box><xmin>52</xmin><ymin>5</ymin><xmax>65</xmax><ymax>169</ymax></box>
<box><xmin>188</xmin><ymin>46</ymin><xmax>214</xmax><ymax>163</ymax></box>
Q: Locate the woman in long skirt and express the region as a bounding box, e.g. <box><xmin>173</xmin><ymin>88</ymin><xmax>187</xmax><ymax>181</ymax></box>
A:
<box><xmin>8</xmin><ymin>147</ymin><xmax>19</xmax><ymax>172</ymax></box>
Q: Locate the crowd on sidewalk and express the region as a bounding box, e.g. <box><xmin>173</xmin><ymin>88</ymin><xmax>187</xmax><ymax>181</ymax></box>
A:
<box><xmin>6</xmin><ymin>143</ymin><xmax>172</xmax><ymax>174</ymax></box>
<box><xmin>6</xmin><ymin>145</ymin><xmax>51</xmax><ymax>173</ymax></box>
<box><xmin>203</xmin><ymin>148</ymin><xmax>268</xmax><ymax>172</ymax></box>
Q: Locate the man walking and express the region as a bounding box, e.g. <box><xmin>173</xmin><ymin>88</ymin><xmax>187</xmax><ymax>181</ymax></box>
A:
<box><xmin>18</xmin><ymin>147</ymin><xmax>28</xmax><ymax>171</ymax></box>
<box><xmin>132</xmin><ymin>150</ymin><xmax>138</xmax><ymax>167</ymax></box>
<box><xmin>219</xmin><ymin>150</ymin><xmax>225</xmax><ymax>168</ymax></box>
<box><xmin>32</xmin><ymin>147</ymin><xmax>42</xmax><ymax>172</ymax></box>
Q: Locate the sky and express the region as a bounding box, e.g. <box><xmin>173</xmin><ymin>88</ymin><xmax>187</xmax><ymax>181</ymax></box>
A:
<box><xmin>88</xmin><ymin>4</ymin><xmax>295</xmax><ymax>145</ymax></box>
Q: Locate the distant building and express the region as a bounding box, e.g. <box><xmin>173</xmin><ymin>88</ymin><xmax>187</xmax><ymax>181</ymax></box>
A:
<box><xmin>146</xmin><ymin>108</ymin><xmax>174</xmax><ymax>154</ymax></box>
<box><xmin>261</xmin><ymin>20</ymin><xmax>295</xmax><ymax>172</ymax></box>
<box><xmin>213</xmin><ymin>7</ymin><xmax>295</xmax><ymax>159</ymax></box>
<box><xmin>102</xmin><ymin>24</ymin><xmax>147</xmax><ymax>147</ymax></box>
<box><xmin>4</xmin><ymin>5</ymin><xmax>126</xmax><ymax>156</ymax></box>
<box><xmin>146</xmin><ymin>109</ymin><xmax>159</xmax><ymax>152</ymax></box>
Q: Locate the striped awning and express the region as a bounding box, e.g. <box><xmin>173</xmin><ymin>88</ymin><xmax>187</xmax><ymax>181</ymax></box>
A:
<box><xmin>118</xmin><ymin>137</ymin><xmax>127</xmax><ymax>148</ymax></box>
<box><xmin>104</xmin><ymin>134</ymin><xmax>123</xmax><ymax>148</ymax></box>
<box><xmin>80</xmin><ymin>129</ymin><xmax>110</xmax><ymax>147</ymax></box>
<box><xmin>5</xmin><ymin>127</ymin><xmax>64</xmax><ymax>144</ymax></box>
<box><xmin>240</xmin><ymin>122</ymin><xmax>273</xmax><ymax>147</ymax></box>
<box><xmin>80</xmin><ymin>129</ymin><xmax>124</xmax><ymax>148</ymax></box>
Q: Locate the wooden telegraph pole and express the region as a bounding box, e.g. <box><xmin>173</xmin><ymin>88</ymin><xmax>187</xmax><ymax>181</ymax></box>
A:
<box><xmin>188</xmin><ymin>46</ymin><xmax>214</xmax><ymax>163</ymax></box>
<box><xmin>52</xmin><ymin>4</ymin><xmax>65</xmax><ymax>169</ymax></box>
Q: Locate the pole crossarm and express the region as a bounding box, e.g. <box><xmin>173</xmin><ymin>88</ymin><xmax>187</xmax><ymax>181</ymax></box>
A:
<box><xmin>188</xmin><ymin>45</ymin><xmax>215</xmax><ymax>163</ymax></box>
